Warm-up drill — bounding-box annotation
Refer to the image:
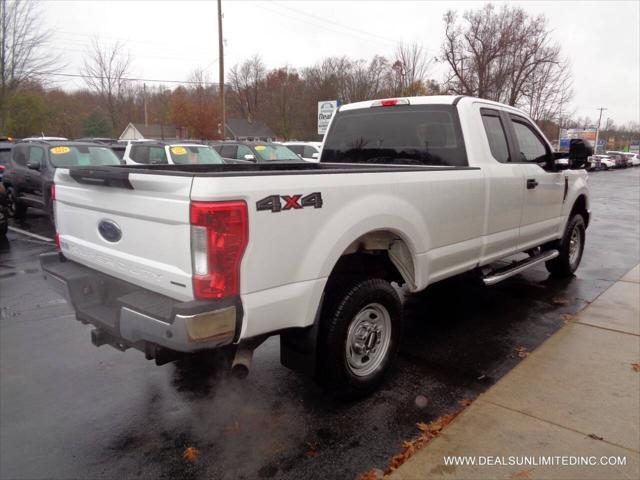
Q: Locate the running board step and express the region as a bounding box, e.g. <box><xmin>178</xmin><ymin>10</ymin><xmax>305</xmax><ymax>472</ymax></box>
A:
<box><xmin>483</xmin><ymin>250</ymin><xmax>559</xmax><ymax>286</ymax></box>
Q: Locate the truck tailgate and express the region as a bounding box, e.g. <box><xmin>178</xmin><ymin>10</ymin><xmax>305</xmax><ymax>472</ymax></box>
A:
<box><xmin>54</xmin><ymin>168</ymin><xmax>194</xmax><ymax>301</ymax></box>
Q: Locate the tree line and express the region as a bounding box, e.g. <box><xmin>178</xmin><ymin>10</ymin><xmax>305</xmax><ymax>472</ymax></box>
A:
<box><xmin>1</xmin><ymin>0</ymin><xmax>638</xmax><ymax>144</ymax></box>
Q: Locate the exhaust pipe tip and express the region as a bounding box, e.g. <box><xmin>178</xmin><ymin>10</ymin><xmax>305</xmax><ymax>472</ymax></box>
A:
<box><xmin>231</xmin><ymin>347</ymin><xmax>254</xmax><ymax>379</ymax></box>
<box><xmin>231</xmin><ymin>363</ymin><xmax>250</xmax><ymax>379</ymax></box>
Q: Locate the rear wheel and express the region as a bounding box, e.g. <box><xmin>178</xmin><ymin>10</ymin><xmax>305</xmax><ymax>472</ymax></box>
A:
<box><xmin>317</xmin><ymin>277</ymin><xmax>402</xmax><ymax>399</ymax></box>
<box><xmin>545</xmin><ymin>214</ymin><xmax>586</xmax><ymax>277</ymax></box>
<box><xmin>7</xmin><ymin>187</ymin><xmax>27</xmax><ymax>219</ymax></box>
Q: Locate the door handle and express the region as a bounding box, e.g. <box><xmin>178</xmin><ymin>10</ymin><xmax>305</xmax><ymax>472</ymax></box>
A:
<box><xmin>526</xmin><ymin>178</ymin><xmax>539</xmax><ymax>189</ymax></box>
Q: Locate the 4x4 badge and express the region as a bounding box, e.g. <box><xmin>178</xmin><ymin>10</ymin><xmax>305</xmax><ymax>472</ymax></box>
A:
<box><xmin>256</xmin><ymin>192</ymin><xmax>323</xmax><ymax>213</ymax></box>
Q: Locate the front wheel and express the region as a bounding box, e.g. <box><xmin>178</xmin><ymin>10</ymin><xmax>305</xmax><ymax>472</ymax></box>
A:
<box><xmin>545</xmin><ymin>214</ymin><xmax>586</xmax><ymax>277</ymax></box>
<box><xmin>317</xmin><ymin>277</ymin><xmax>402</xmax><ymax>399</ymax></box>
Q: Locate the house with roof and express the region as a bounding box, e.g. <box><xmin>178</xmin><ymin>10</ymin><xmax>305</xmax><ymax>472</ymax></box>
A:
<box><xmin>119</xmin><ymin>123</ymin><xmax>188</xmax><ymax>141</ymax></box>
<box><xmin>225</xmin><ymin>118</ymin><xmax>275</xmax><ymax>142</ymax></box>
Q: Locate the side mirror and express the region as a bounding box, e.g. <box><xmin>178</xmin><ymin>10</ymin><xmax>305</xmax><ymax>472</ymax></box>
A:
<box><xmin>568</xmin><ymin>139</ymin><xmax>593</xmax><ymax>169</ymax></box>
<box><xmin>311</xmin><ymin>152</ymin><xmax>320</xmax><ymax>159</ymax></box>
<box><xmin>243</xmin><ymin>154</ymin><xmax>255</xmax><ymax>161</ymax></box>
<box><xmin>27</xmin><ymin>161</ymin><xmax>41</xmax><ymax>170</ymax></box>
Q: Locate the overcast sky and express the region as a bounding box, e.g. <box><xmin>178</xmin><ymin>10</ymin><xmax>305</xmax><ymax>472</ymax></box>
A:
<box><xmin>43</xmin><ymin>0</ymin><xmax>639</xmax><ymax>125</ymax></box>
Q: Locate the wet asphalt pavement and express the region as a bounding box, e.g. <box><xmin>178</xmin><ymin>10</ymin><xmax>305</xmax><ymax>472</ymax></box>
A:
<box><xmin>1</xmin><ymin>168</ymin><xmax>639</xmax><ymax>480</ymax></box>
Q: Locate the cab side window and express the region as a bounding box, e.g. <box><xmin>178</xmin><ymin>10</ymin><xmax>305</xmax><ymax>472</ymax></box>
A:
<box><xmin>288</xmin><ymin>145</ymin><xmax>303</xmax><ymax>156</ymax></box>
<box><xmin>303</xmin><ymin>146</ymin><xmax>318</xmax><ymax>158</ymax></box>
<box><xmin>481</xmin><ymin>109</ymin><xmax>510</xmax><ymax>163</ymax></box>
<box><xmin>510</xmin><ymin>117</ymin><xmax>549</xmax><ymax>163</ymax></box>
<box><xmin>28</xmin><ymin>147</ymin><xmax>45</xmax><ymax>167</ymax></box>
<box><xmin>219</xmin><ymin>145</ymin><xmax>237</xmax><ymax>159</ymax></box>
<box><xmin>236</xmin><ymin>145</ymin><xmax>253</xmax><ymax>160</ymax></box>
<box><xmin>13</xmin><ymin>145</ymin><xmax>28</xmax><ymax>166</ymax></box>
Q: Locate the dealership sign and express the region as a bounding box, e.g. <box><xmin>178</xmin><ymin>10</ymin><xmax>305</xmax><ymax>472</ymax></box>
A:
<box><xmin>559</xmin><ymin>128</ymin><xmax>597</xmax><ymax>151</ymax></box>
<box><xmin>318</xmin><ymin>100</ymin><xmax>338</xmax><ymax>135</ymax></box>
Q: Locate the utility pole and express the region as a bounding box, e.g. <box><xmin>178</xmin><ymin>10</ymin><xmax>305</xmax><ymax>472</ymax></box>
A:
<box><xmin>143</xmin><ymin>83</ymin><xmax>148</xmax><ymax>127</ymax></box>
<box><xmin>594</xmin><ymin>107</ymin><xmax>607</xmax><ymax>154</ymax></box>
<box><xmin>217</xmin><ymin>0</ymin><xmax>225</xmax><ymax>139</ymax></box>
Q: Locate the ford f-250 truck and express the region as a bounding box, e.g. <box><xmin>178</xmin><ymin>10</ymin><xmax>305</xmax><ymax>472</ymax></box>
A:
<box><xmin>40</xmin><ymin>96</ymin><xmax>591</xmax><ymax>398</ymax></box>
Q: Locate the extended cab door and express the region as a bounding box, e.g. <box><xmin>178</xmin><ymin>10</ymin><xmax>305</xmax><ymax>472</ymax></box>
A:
<box><xmin>506</xmin><ymin>114</ymin><xmax>565</xmax><ymax>250</ymax></box>
<box><xmin>477</xmin><ymin>106</ymin><xmax>525</xmax><ymax>263</ymax></box>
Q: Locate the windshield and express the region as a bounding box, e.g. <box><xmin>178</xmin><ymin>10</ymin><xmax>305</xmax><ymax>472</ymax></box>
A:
<box><xmin>49</xmin><ymin>145</ymin><xmax>121</xmax><ymax>167</ymax></box>
<box><xmin>321</xmin><ymin>105</ymin><xmax>468</xmax><ymax>166</ymax></box>
<box><xmin>254</xmin><ymin>145</ymin><xmax>301</xmax><ymax>161</ymax></box>
<box><xmin>168</xmin><ymin>146</ymin><xmax>224</xmax><ymax>165</ymax></box>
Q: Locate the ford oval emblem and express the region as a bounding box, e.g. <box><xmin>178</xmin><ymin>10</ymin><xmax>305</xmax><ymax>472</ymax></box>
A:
<box><xmin>98</xmin><ymin>219</ymin><xmax>122</xmax><ymax>243</ymax></box>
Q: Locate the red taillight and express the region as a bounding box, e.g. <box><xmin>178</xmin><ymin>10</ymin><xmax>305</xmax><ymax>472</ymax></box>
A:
<box><xmin>190</xmin><ymin>201</ymin><xmax>248</xmax><ymax>299</ymax></box>
<box><xmin>54</xmin><ymin>233</ymin><xmax>60</xmax><ymax>250</ymax></box>
<box><xmin>50</xmin><ymin>183</ymin><xmax>56</xmax><ymax>201</ymax></box>
<box><xmin>371</xmin><ymin>98</ymin><xmax>410</xmax><ymax>107</ymax></box>
<box><xmin>0</xmin><ymin>165</ymin><xmax>5</xmax><ymax>172</ymax></box>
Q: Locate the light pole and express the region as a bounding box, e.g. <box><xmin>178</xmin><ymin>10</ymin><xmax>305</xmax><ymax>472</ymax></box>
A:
<box><xmin>594</xmin><ymin>107</ymin><xmax>607</xmax><ymax>154</ymax></box>
<box><xmin>218</xmin><ymin>0</ymin><xmax>225</xmax><ymax>140</ymax></box>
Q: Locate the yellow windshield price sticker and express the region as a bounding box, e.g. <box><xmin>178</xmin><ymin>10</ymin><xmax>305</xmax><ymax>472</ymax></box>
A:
<box><xmin>255</xmin><ymin>146</ymin><xmax>266</xmax><ymax>151</ymax></box>
<box><xmin>170</xmin><ymin>146</ymin><xmax>187</xmax><ymax>155</ymax></box>
<box><xmin>51</xmin><ymin>146</ymin><xmax>71</xmax><ymax>155</ymax></box>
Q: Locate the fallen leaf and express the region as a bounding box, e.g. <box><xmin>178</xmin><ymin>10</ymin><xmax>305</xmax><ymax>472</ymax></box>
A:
<box><xmin>182</xmin><ymin>446</ymin><xmax>199</xmax><ymax>462</ymax></box>
<box><xmin>588</xmin><ymin>433</ymin><xmax>604</xmax><ymax>441</ymax></box>
<box><xmin>459</xmin><ymin>398</ymin><xmax>472</xmax><ymax>407</ymax></box>
<box><xmin>305</xmin><ymin>442</ymin><xmax>319</xmax><ymax>458</ymax></box>
<box><xmin>631</xmin><ymin>363</ymin><xmax>640</xmax><ymax>372</ymax></box>
<box><xmin>552</xmin><ymin>297</ymin><xmax>569</xmax><ymax>305</ymax></box>
<box><xmin>514</xmin><ymin>346</ymin><xmax>530</xmax><ymax>358</ymax></box>
<box><xmin>224</xmin><ymin>420</ymin><xmax>241</xmax><ymax>433</ymax></box>
<box><xmin>510</xmin><ymin>469</ymin><xmax>534</xmax><ymax>479</ymax></box>
<box><xmin>560</xmin><ymin>313</ymin><xmax>573</xmax><ymax>322</ymax></box>
<box><xmin>386</xmin><ymin>413</ymin><xmax>459</xmax><ymax>473</ymax></box>
<box><xmin>357</xmin><ymin>469</ymin><xmax>384</xmax><ymax>480</ymax></box>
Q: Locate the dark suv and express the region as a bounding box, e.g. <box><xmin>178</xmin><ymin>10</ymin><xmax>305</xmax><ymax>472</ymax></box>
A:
<box><xmin>1</xmin><ymin>140</ymin><xmax>121</xmax><ymax>221</ymax></box>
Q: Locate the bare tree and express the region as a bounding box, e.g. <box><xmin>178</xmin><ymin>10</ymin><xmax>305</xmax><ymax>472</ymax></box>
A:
<box><xmin>389</xmin><ymin>42</ymin><xmax>432</xmax><ymax>96</ymax></box>
<box><xmin>228</xmin><ymin>54</ymin><xmax>266</xmax><ymax>121</ymax></box>
<box><xmin>439</xmin><ymin>3</ymin><xmax>572</xmax><ymax>120</ymax></box>
<box><xmin>82</xmin><ymin>37</ymin><xmax>132</xmax><ymax>135</ymax></box>
<box><xmin>0</xmin><ymin>0</ymin><xmax>56</xmax><ymax>131</ymax></box>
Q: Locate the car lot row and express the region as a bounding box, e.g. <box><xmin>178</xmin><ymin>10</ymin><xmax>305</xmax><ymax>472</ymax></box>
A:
<box><xmin>0</xmin><ymin>137</ymin><xmax>321</xmax><ymax>231</ymax></box>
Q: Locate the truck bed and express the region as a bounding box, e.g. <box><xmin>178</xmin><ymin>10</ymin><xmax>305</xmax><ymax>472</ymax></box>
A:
<box><xmin>67</xmin><ymin>162</ymin><xmax>478</xmax><ymax>185</ymax></box>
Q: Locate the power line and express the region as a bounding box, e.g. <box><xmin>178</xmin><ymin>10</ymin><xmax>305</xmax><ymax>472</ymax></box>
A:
<box><xmin>270</xmin><ymin>1</ymin><xmax>397</xmax><ymax>45</ymax></box>
<box><xmin>34</xmin><ymin>71</ymin><xmax>223</xmax><ymax>86</ymax></box>
<box><xmin>252</xmin><ymin>3</ymin><xmax>396</xmax><ymax>49</ymax></box>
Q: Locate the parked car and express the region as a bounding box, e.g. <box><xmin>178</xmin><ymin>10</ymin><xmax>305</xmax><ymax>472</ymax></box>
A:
<box><xmin>123</xmin><ymin>141</ymin><xmax>225</xmax><ymax>166</ymax></box>
<box><xmin>0</xmin><ymin>139</ymin><xmax>14</xmax><ymax>181</ymax></box>
<box><xmin>41</xmin><ymin>95</ymin><xmax>590</xmax><ymax>399</ymax></box>
<box><xmin>283</xmin><ymin>141</ymin><xmax>323</xmax><ymax>162</ymax></box>
<box><xmin>1</xmin><ymin>140</ymin><xmax>121</xmax><ymax>221</ymax></box>
<box><xmin>0</xmin><ymin>183</ymin><xmax>8</xmax><ymax>238</ymax></box>
<box><xmin>211</xmin><ymin>141</ymin><xmax>304</xmax><ymax>163</ymax></box>
<box><xmin>604</xmin><ymin>151</ymin><xmax>629</xmax><ymax>168</ymax></box>
<box><xmin>607</xmin><ymin>151</ymin><xmax>639</xmax><ymax>167</ymax></box>
<box><xmin>627</xmin><ymin>153</ymin><xmax>640</xmax><ymax>166</ymax></box>
<box><xmin>590</xmin><ymin>155</ymin><xmax>615</xmax><ymax>170</ymax></box>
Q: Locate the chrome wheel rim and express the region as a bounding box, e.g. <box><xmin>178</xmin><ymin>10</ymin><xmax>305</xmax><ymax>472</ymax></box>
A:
<box><xmin>346</xmin><ymin>303</ymin><xmax>392</xmax><ymax>377</ymax></box>
<box><xmin>568</xmin><ymin>225</ymin><xmax>582</xmax><ymax>266</ymax></box>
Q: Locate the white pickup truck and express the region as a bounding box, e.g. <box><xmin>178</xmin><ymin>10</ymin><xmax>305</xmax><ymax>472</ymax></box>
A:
<box><xmin>41</xmin><ymin>96</ymin><xmax>591</xmax><ymax>398</ymax></box>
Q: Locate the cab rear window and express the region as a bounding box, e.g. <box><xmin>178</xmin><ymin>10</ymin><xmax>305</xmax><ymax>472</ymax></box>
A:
<box><xmin>321</xmin><ymin>104</ymin><xmax>468</xmax><ymax>166</ymax></box>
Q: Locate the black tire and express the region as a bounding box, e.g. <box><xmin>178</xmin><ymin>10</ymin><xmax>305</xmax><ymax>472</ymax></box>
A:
<box><xmin>317</xmin><ymin>277</ymin><xmax>402</xmax><ymax>399</ymax></box>
<box><xmin>0</xmin><ymin>208</ymin><xmax>7</xmax><ymax>237</ymax></box>
<box><xmin>545</xmin><ymin>214</ymin><xmax>586</xmax><ymax>278</ymax></box>
<box><xmin>6</xmin><ymin>187</ymin><xmax>27</xmax><ymax>219</ymax></box>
